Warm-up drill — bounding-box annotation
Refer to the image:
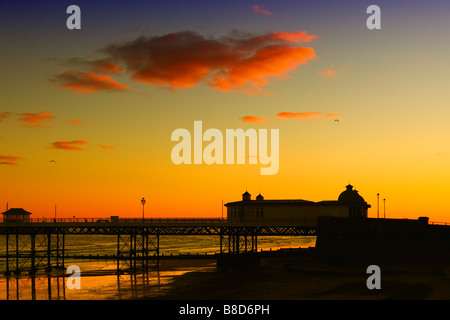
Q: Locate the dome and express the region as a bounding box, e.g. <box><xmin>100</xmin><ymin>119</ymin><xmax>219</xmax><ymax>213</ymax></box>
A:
<box><xmin>338</xmin><ymin>184</ymin><xmax>366</xmax><ymax>203</ymax></box>
<box><xmin>242</xmin><ymin>191</ymin><xmax>251</xmax><ymax>201</ymax></box>
<box><xmin>256</xmin><ymin>194</ymin><xmax>264</xmax><ymax>200</ymax></box>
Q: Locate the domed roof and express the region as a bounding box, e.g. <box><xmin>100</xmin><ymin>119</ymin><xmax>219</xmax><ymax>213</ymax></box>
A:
<box><xmin>338</xmin><ymin>184</ymin><xmax>366</xmax><ymax>203</ymax></box>
<box><xmin>242</xmin><ymin>190</ymin><xmax>251</xmax><ymax>201</ymax></box>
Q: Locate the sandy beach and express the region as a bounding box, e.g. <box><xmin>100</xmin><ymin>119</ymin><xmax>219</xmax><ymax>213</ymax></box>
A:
<box><xmin>1</xmin><ymin>252</ymin><xmax>450</xmax><ymax>300</ymax></box>
<box><xmin>148</xmin><ymin>254</ymin><xmax>450</xmax><ymax>300</ymax></box>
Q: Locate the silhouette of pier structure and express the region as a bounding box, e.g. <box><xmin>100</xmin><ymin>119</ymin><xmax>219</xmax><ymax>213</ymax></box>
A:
<box><xmin>2</xmin><ymin>269</ymin><xmax>159</xmax><ymax>300</ymax></box>
<box><xmin>0</xmin><ymin>219</ymin><xmax>316</xmax><ymax>276</ymax></box>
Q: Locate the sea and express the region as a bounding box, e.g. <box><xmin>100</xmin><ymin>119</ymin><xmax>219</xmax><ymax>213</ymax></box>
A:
<box><xmin>0</xmin><ymin>234</ymin><xmax>316</xmax><ymax>300</ymax></box>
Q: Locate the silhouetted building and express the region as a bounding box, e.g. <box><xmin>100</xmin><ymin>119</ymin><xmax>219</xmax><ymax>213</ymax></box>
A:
<box><xmin>225</xmin><ymin>185</ymin><xmax>370</xmax><ymax>225</ymax></box>
<box><xmin>1</xmin><ymin>208</ymin><xmax>32</xmax><ymax>223</ymax></box>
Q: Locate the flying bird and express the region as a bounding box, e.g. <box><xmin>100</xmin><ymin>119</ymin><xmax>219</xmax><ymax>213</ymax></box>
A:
<box><xmin>49</xmin><ymin>160</ymin><xmax>56</xmax><ymax>163</ymax></box>
<box><xmin>334</xmin><ymin>119</ymin><xmax>340</xmax><ymax>122</ymax></box>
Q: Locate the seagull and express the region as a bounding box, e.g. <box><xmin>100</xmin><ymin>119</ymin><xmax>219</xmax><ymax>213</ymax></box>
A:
<box><xmin>49</xmin><ymin>160</ymin><xmax>56</xmax><ymax>163</ymax></box>
<box><xmin>334</xmin><ymin>119</ymin><xmax>340</xmax><ymax>122</ymax></box>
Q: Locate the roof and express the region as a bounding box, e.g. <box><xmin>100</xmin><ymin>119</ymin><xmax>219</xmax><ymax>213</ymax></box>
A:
<box><xmin>338</xmin><ymin>184</ymin><xmax>366</xmax><ymax>203</ymax></box>
<box><xmin>227</xmin><ymin>185</ymin><xmax>371</xmax><ymax>208</ymax></box>
<box><xmin>226</xmin><ymin>199</ymin><xmax>322</xmax><ymax>207</ymax></box>
<box><xmin>225</xmin><ymin>199</ymin><xmax>371</xmax><ymax>208</ymax></box>
<box><xmin>1</xmin><ymin>208</ymin><xmax>32</xmax><ymax>215</ymax></box>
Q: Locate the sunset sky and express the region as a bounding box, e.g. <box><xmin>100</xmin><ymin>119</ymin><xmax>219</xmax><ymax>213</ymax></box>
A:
<box><xmin>1</xmin><ymin>0</ymin><xmax>450</xmax><ymax>222</ymax></box>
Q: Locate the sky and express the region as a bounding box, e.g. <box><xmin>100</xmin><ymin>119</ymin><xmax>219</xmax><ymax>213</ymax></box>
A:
<box><xmin>1</xmin><ymin>0</ymin><xmax>450</xmax><ymax>222</ymax></box>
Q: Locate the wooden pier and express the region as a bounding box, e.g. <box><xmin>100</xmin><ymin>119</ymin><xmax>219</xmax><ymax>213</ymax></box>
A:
<box><xmin>0</xmin><ymin>219</ymin><xmax>316</xmax><ymax>275</ymax></box>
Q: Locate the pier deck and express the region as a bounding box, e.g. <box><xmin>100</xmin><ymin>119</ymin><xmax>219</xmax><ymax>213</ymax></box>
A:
<box><xmin>0</xmin><ymin>220</ymin><xmax>316</xmax><ymax>275</ymax></box>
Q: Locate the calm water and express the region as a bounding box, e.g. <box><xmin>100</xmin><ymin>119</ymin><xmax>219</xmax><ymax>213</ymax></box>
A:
<box><xmin>0</xmin><ymin>235</ymin><xmax>316</xmax><ymax>300</ymax></box>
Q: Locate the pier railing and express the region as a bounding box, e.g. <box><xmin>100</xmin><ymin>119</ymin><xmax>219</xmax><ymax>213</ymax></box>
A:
<box><xmin>2</xmin><ymin>217</ymin><xmax>319</xmax><ymax>226</ymax></box>
<box><xmin>18</xmin><ymin>217</ymin><xmax>226</xmax><ymax>223</ymax></box>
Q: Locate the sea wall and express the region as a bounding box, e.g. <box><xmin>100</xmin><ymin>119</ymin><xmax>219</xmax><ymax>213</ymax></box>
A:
<box><xmin>315</xmin><ymin>216</ymin><xmax>450</xmax><ymax>263</ymax></box>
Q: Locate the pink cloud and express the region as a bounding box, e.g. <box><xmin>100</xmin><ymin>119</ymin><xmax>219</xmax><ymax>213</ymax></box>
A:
<box><xmin>252</xmin><ymin>5</ymin><xmax>272</xmax><ymax>16</ymax></box>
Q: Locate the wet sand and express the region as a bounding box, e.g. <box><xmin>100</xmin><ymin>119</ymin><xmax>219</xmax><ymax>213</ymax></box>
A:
<box><xmin>148</xmin><ymin>255</ymin><xmax>450</xmax><ymax>300</ymax></box>
<box><xmin>0</xmin><ymin>258</ymin><xmax>217</xmax><ymax>300</ymax></box>
<box><xmin>2</xmin><ymin>254</ymin><xmax>449</xmax><ymax>300</ymax></box>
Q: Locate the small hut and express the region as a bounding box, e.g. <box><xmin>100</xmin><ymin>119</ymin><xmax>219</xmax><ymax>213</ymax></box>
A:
<box><xmin>1</xmin><ymin>208</ymin><xmax>32</xmax><ymax>223</ymax></box>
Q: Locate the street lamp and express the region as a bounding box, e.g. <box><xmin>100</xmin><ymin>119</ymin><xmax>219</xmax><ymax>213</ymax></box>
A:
<box><xmin>141</xmin><ymin>197</ymin><xmax>146</xmax><ymax>222</ymax></box>
<box><xmin>377</xmin><ymin>193</ymin><xmax>380</xmax><ymax>219</ymax></box>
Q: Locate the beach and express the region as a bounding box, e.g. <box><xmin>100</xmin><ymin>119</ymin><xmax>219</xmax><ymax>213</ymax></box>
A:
<box><xmin>151</xmin><ymin>254</ymin><xmax>450</xmax><ymax>300</ymax></box>
<box><xmin>0</xmin><ymin>257</ymin><xmax>217</xmax><ymax>300</ymax></box>
<box><xmin>1</xmin><ymin>251</ymin><xmax>450</xmax><ymax>300</ymax></box>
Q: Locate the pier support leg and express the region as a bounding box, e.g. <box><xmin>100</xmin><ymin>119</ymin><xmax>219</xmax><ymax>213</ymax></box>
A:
<box><xmin>15</xmin><ymin>233</ymin><xmax>20</xmax><ymax>275</ymax></box>
<box><xmin>45</xmin><ymin>233</ymin><xmax>52</xmax><ymax>273</ymax></box>
<box><xmin>156</xmin><ymin>233</ymin><xmax>160</xmax><ymax>269</ymax></box>
<box><xmin>30</xmin><ymin>233</ymin><xmax>36</xmax><ymax>275</ymax></box>
<box><xmin>4</xmin><ymin>234</ymin><xmax>11</xmax><ymax>276</ymax></box>
<box><xmin>117</xmin><ymin>232</ymin><xmax>158</xmax><ymax>273</ymax></box>
<box><xmin>61</xmin><ymin>232</ymin><xmax>65</xmax><ymax>269</ymax></box>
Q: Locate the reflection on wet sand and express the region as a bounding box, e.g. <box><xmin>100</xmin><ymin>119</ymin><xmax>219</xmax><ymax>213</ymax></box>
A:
<box><xmin>0</xmin><ymin>259</ymin><xmax>216</xmax><ymax>300</ymax></box>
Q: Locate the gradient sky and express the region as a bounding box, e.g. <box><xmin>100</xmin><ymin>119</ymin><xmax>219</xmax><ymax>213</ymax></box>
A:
<box><xmin>1</xmin><ymin>0</ymin><xmax>450</xmax><ymax>222</ymax></box>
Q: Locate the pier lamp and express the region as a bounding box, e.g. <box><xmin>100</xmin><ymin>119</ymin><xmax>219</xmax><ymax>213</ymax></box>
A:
<box><xmin>377</xmin><ymin>193</ymin><xmax>380</xmax><ymax>219</ymax></box>
<box><xmin>141</xmin><ymin>198</ymin><xmax>146</xmax><ymax>222</ymax></box>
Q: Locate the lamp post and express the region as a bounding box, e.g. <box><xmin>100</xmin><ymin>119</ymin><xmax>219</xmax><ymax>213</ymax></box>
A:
<box><xmin>377</xmin><ymin>193</ymin><xmax>380</xmax><ymax>219</ymax></box>
<box><xmin>383</xmin><ymin>198</ymin><xmax>386</xmax><ymax>219</ymax></box>
<box><xmin>141</xmin><ymin>197</ymin><xmax>146</xmax><ymax>222</ymax></box>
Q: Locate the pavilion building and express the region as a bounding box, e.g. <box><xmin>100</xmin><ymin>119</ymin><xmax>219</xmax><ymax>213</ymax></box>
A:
<box><xmin>1</xmin><ymin>208</ymin><xmax>32</xmax><ymax>223</ymax></box>
<box><xmin>225</xmin><ymin>185</ymin><xmax>371</xmax><ymax>225</ymax></box>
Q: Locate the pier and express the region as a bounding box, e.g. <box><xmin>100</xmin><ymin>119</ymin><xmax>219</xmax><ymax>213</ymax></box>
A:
<box><xmin>0</xmin><ymin>218</ymin><xmax>316</xmax><ymax>275</ymax></box>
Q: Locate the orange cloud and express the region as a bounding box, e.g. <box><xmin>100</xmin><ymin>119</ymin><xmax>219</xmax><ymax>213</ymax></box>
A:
<box><xmin>102</xmin><ymin>30</ymin><xmax>317</xmax><ymax>95</ymax></box>
<box><xmin>326</xmin><ymin>113</ymin><xmax>342</xmax><ymax>118</ymax></box>
<box><xmin>50</xmin><ymin>140</ymin><xmax>88</xmax><ymax>151</ymax></box>
<box><xmin>240</xmin><ymin>116</ymin><xmax>269</xmax><ymax>124</ymax></box>
<box><xmin>18</xmin><ymin>111</ymin><xmax>54</xmax><ymax>128</ymax></box>
<box><xmin>276</xmin><ymin>111</ymin><xmax>323</xmax><ymax>120</ymax></box>
<box><xmin>58</xmin><ymin>58</ymin><xmax>123</xmax><ymax>74</ymax></box>
<box><xmin>54</xmin><ymin>70</ymin><xmax>129</xmax><ymax>93</ymax></box>
<box><xmin>0</xmin><ymin>155</ymin><xmax>21</xmax><ymax>165</ymax></box>
<box><xmin>317</xmin><ymin>68</ymin><xmax>336</xmax><ymax>77</ymax></box>
<box><xmin>85</xmin><ymin>59</ymin><xmax>123</xmax><ymax>74</ymax></box>
<box><xmin>0</xmin><ymin>112</ymin><xmax>9</xmax><ymax>122</ymax></box>
<box><xmin>252</xmin><ymin>5</ymin><xmax>272</xmax><ymax>16</ymax></box>
<box><xmin>69</xmin><ymin>119</ymin><xmax>82</xmax><ymax>125</ymax></box>
<box><xmin>98</xmin><ymin>144</ymin><xmax>114</xmax><ymax>150</ymax></box>
<box><xmin>269</xmin><ymin>31</ymin><xmax>318</xmax><ymax>43</ymax></box>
